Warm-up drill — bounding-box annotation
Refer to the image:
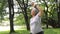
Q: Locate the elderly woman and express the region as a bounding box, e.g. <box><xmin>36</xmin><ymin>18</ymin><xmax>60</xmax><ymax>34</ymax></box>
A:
<box><xmin>30</xmin><ymin>1</ymin><xmax>44</xmax><ymax>34</ymax></box>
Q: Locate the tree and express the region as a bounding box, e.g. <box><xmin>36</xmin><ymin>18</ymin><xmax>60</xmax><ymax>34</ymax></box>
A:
<box><xmin>0</xmin><ymin>0</ymin><xmax>7</xmax><ymax>23</ymax></box>
<box><xmin>41</xmin><ymin>0</ymin><xmax>49</xmax><ymax>28</ymax></box>
<box><xmin>8</xmin><ymin>0</ymin><xmax>15</xmax><ymax>33</ymax></box>
<box><xmin>57</xmin><ymin>0</ymin><xmax>60</xmax><ymax>27</ymax></box>
<box><xmin>39</xmin><ymin>0</ymin><xmax>60</xmax><ymax>28</ymax></box>
<box><xmin>16</xmin><ymin>0</ymin><xmax>30</xmax><ymax>30</ymax></box>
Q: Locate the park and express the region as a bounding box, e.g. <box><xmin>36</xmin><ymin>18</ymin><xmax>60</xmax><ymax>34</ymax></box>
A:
<box><xmin>0</xmin><ymin>0</ymin><xmax>60</xmax><ymax>34</ymax></box>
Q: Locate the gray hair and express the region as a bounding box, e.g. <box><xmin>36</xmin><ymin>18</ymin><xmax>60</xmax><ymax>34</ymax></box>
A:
<box><xmin>34</xmin><ymin>5</ymin><xmax>39</xmax><ymax>15</ymax></box>
<box><xmin>34</xmin><ymin>8</ymin><xmax>39</xmax><ymax>15</ymax></box>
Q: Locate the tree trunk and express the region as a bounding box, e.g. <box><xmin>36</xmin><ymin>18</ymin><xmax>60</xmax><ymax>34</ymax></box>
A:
<box><xmin>44</xmin><ymin>1</ymin><xmax>48</xmax><ymax>28</ymax></box>
<box><xmin>23</xmin><ymin>6</ymin><xmax>30</xmax><ymax>30</ymax></box>
<box><xmin>16</xmin><ymin>0</ymin><xmax>30</xmax><ymax>30</ymax></box>
<box><xmin>58</xmin><ymin>3</ymin><xmax>60</xmax><ymax>27</ymax></box>
<box><xmin>23</xmin><ymin>0</ymin><xmax>30</xmax><ymax>30</ymax></box>
<box><xmin>46</xmin><ymin>5</ymin><xmax>48</xmax><ymax>28</ymax></box>
<box><xmin>8</xmin><ymin>0</ymin><xmax>15</xmax><ymax>33</ymax></box>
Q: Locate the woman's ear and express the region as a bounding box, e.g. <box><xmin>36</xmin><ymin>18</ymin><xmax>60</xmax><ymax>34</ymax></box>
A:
<box><xmin>31</xmin><ymin>9</ymin><xmax>36</xmax><ymax>16</ymax></box>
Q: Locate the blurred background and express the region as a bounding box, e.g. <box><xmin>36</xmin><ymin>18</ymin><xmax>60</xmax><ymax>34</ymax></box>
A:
<box><xmin>0</xmin><ymin>0</ymin><xmax>60</xmax><ymax>34</ymax></box>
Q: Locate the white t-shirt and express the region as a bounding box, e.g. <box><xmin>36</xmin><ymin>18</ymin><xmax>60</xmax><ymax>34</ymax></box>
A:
<box><xmin>30</xmin><ymin>14</ymin><xmax>43</xmax><ymax>34</ymax></box>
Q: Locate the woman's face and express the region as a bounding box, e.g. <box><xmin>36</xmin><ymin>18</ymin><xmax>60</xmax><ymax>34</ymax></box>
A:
<box><xmin>31</xmin><ymin>11</ymin><xmax>35</xmax><ymax>16</ymax></box>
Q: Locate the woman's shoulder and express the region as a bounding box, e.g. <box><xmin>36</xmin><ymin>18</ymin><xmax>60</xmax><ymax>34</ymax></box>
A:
<box><xmin>35</xmin><ymin>14</ymin><xmax>40</xmax><ymax>18</ymax></box>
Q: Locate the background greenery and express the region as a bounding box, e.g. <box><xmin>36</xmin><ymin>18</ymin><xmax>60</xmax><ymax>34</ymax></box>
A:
<box><xmin>0</xmin><ymin>28</ymin><xmax>60</xmax><ymax>34</ymax></box>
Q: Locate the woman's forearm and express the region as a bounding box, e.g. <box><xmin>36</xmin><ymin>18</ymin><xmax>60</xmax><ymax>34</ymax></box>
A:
<box><xmin>37</xmin><ymin>5</ymin><xmax>43</xmax><ymax>16</ymax></box>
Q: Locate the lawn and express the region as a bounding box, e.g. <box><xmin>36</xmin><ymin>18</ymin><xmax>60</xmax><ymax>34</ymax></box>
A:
<box><xmin>44</xmin><ymin>28</ymin><xmax>60</xmax><ymax>34</ymax></box>
<box><xmin>0</xmin><ymin>28</ymin><xmax>60</xmax><ymax>34</ymax></box>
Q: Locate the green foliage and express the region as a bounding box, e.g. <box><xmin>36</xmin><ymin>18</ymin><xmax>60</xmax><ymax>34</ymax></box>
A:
<box><xmin>0</xmin><ymin>28</ymin><xmax>60</xmax><ymax>34</ymax></box>
<box><xmin>14</xmin><ymin>13</ymin><xmax>25</xmax><ymax>25</ymax></box>
<box><xmin>40</xmin><ymin>0</ymin><xmax>58</xmax><ymax>24</ymax></box>
<box><xmin>47</xmin><ymin>3</ymin><xmax>58</xmax><ymax>21</ymax></box>
<box><xmin>0</xmin><ymin>0</ymin><xmax>7</xmax><ymax>22</ymax></box>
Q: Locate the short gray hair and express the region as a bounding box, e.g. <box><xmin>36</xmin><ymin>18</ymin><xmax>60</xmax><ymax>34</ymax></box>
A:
<box><xmin>34</xmin><ymin>7</ymin><xmax>39</xmax><ymax>15</ymax></box>
<box><xmin>34</xmin><ymin>5</ymin><xmax>39</xmax><ymax>15</ymax></box>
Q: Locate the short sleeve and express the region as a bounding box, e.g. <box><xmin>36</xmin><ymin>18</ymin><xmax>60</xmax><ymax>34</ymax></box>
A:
<box><xmin>36</xmin><ymin>14</ymin><xmax>40</xmax><ymax>17</ymax></box>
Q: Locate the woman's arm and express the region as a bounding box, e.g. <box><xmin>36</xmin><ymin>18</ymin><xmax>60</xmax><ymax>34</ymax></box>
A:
<box><xmin>36</xmin><ymin>5</ymin><xmax>43</xmax><ymax>17</ymax></box>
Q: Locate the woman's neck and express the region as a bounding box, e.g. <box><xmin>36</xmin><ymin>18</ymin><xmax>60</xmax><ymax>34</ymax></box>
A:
<box><xmin>32</xmin><ymin>15</ymin><xmax>35</xmax><ymax>18</ymax></box>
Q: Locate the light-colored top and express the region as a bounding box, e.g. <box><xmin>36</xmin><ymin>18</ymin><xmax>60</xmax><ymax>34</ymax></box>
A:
<box><xmin>30</xmin><ymin>14</ymin><xmax>43</xmax><ymax>34</ymax></box>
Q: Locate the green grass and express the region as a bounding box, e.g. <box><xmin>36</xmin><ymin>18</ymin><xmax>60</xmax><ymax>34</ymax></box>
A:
<box><xmin>0</xmin><ymin>28</ymin><xmax>60</xmax><ymax>34</ymax></box>
<box><xmin>44</xmin><ymin>28</ymin><xmax>60</xmax><ymax>34</ymax></box>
